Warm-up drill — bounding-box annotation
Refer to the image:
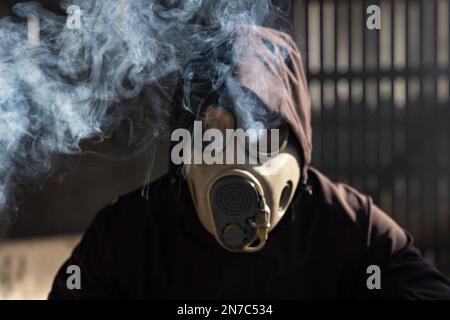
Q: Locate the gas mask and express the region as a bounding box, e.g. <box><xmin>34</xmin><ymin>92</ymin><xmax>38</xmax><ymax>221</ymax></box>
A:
<box><xmin>184</xmin><ymin>105</ymin><xmax>302</xmax><ymax>253</ymax></box>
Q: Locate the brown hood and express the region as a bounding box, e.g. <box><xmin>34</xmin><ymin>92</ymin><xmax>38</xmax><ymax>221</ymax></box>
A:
<box><xmin>231</xmin><ymin>26</ymin><xmax>312</xmax><ymax>184</ymax></box>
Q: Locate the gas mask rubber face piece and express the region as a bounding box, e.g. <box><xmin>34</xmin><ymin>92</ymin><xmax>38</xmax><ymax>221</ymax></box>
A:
<box><xmin>184</xmin><ymin>103</ymin><xmax>302</xmax><ymax>253</ymax></box>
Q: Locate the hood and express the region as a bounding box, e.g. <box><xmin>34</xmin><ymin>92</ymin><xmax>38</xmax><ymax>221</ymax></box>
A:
<box><xmin>232</xmin><ymin>26</ymin><xmax>312</xmax><ymax>184</ymax></box>
<box><xmin>181</xmin><ymin>25</ymin><xmax>312</xmax><ymax>184</ymax></box>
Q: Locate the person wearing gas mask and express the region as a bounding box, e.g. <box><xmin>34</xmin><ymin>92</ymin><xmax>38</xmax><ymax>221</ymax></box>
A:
<box><xmin>49</xmin><ymin>26</ymin><xmax>450</xmax><ymax>299</ymax></box>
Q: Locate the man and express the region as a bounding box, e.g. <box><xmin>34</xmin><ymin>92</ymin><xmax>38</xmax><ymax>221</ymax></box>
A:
<box><xmin>49</xmin><ymin>26</ymin><xmax>450</xmax><ymax>299</ymax></box>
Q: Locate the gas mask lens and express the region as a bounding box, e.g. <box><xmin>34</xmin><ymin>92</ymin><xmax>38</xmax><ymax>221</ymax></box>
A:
<box><xmin>200</xmin><ymin>105</ymin><xmax>235</xmax><ymax>134</ymax></box>
<box><xmin>245</xmin><ymin>122</ymin><xmax>290</xmax><ymax>160</ymax></box>
<box><xmin>198</xmin><ymin>105</ymin><xmax>235</xmax><ymax>151</ymax></box>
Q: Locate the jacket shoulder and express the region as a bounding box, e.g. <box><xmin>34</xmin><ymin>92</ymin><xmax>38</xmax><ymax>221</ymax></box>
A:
<box><xmin>104</xmin><ymin>173</ymin><xmax>172</xmax><ymax>220</ymax></box>
<box><xmin>307</xmin><ymin>167</ymin><xmax>408</xmax><ymax>253</ymax></box>
<box><xmin>307</xmin><ymin>168</ymin><xmax>369</xmax><ymax>223</ymax></box>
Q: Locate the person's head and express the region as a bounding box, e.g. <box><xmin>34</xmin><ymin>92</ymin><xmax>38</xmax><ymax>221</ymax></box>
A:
<box><xmin>173</xmin><ymin>26</ymin><xmax>312</xmax><ymax>252</ymax></box>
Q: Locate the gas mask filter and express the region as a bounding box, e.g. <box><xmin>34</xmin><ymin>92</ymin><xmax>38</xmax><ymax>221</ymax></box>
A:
<box><xmin>183</xmin><ymin>106</ymin><xmax>302</xmax><ymax>253</ymax></box>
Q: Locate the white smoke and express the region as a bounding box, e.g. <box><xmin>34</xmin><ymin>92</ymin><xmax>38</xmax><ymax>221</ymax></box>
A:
<box><xmin>0</xmin><ymin>0</ymin><xmax>290</xmax><ymax>222</ymax></box>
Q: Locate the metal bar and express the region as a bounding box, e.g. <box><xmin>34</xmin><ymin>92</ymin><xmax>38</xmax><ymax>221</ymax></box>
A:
<box><xmin>320</xmin><ymin>0</ymin><xmax>325</xmax><ymax>168</ymax></box>
<box><xmin>433</xmin><ymin>0</ymin><xmax>440</xmax><ymax>264</ymax></box>
<box><xmin>305</xmin><ymin>0</ymin><xmax>310</xmax><ymax>70</ymax></box>
<box><xmin>448</xmin><ymin>0</ymin><xmax>450</xmax><ymax>274</ymax></box>
<box><xmin>362</xmin><ymin>0</ymin><xmax>368</xmax><ymax>188</ymax></box>
<box><xmin>375</xmin><ymin>0</ymin><xmax>382</xmax><ymax>207</ymax></box>
<box><xmin>348</xmin><ymin>0</ymin><xmax>353</xmax><ymax>185</ymax></box>
<box><xmin>334</xmin><ymin>0</ymin><xmax>339</xmax><ymax>177</ymax></box>
<box><xmin>389</xmin><ymin>0</ymin><xmax>396</xmax><ymax>223</ymax></box>
<box><xmin>418</xmin><ymin>0</ymin><xmax>425</xmax><ymax>244</ymax></box>
<box><xmin>404</xmin><ymin>0</ymin><xmax>410</xmax><ymax>230</ymax></box>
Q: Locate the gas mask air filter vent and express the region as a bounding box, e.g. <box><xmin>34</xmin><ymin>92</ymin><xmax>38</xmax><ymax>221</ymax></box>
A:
<box><xmin>212</xmin><ymin>176</ymin><xmax>259</xmax><ymax>217</ymax></box>
<box><xmin>210</xmin><ymin>176</ymin><xmax>265</xmax><ymax>250</ymax></box>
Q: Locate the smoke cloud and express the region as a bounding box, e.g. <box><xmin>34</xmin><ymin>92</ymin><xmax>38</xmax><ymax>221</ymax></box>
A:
<box><xmin>0</xmin><ymin>0</ymin><xmax>291</xmax><ymax>222</ymax></box>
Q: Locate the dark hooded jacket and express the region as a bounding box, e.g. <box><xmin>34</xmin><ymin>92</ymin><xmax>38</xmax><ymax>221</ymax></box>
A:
<box><xmin>49</xmin><ymin>27</ymin><xmax>450</xmax><ymax>300</ymax></box>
